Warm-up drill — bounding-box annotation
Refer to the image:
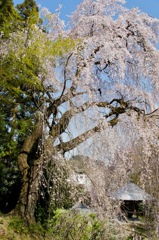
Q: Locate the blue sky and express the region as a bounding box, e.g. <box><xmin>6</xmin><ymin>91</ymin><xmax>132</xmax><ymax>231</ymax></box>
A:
<box><xmin>13</xmin><ymin>0</ymin><xmax>159</xmax><ymax>21</ymax></box>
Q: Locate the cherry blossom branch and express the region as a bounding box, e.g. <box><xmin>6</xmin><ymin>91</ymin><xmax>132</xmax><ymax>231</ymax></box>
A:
<box><xmin>55</xmin><ymin>120</ymin><xmax>107</xmax><ymax>153</ymax></box>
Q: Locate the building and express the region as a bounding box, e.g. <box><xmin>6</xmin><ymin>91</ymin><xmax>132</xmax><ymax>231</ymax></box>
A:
<box><xmin>68</xmin><ymin>155</ymin><xmax>93</xmax><ymax>190</ymax></box>
<box><xmin>110</xmin><ymin>183</ymin><xmax>152</xmax><ymax>218</ymax></box>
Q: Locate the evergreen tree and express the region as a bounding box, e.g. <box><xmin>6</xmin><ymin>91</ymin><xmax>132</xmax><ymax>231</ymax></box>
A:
<box><xmin>0</xmin><ymin>0</ymin><xmax>42</xmax><ymax>213</ymax></box>
<box><xmin>0</xmin><ymin>0</ymin><xmax>20</xmax><ymax>36</ymax></box>
<box><xmin>0</xmin><ymin>0</ymin><xmax>74</xmax><ymax>218</ymax></box>
<box><xmin>17</xmin><ymin>0</ymin><xmax>42</xmax><ymax>26</ymax></box>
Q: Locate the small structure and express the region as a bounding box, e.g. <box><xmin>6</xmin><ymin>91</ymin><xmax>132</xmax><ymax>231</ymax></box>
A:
<box><xmin>71</xmin><ymin>201</ymin><xmax>93</xmax><ymax>214</ymax></box>
<box><xmin>68</xmin><ymin>155</ymin><xmax>92</xmax><ymax>190</ymax></box>
<box><xmin>111</xmin><ymin>183</ymin><xmax>152</xmax><ymax>218</ymax></box>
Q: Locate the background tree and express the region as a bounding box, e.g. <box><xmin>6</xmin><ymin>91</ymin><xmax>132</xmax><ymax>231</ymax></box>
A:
<box><xmin>17</xmin><ymin>0</ymin><xmax>42</xmax><ymax>27</ymax></box>
<box><xmin>0</xmin><ymin>0</ymin><xmax>21</xmax><ymax>36</ymax></box>
<box><xmin>0</xmin><ymin>0</ymin><xmax>75</xmax><ymax>221</ymax></box>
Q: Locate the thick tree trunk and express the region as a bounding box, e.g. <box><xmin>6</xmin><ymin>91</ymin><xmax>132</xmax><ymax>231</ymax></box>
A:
<box><xmin>14</xmin><ymin>121</ymin><xmax>43</xmax><ymax>222</ymax></box>
<box><xmin>24</xmin><ymin>158</ymin><xmax>44</xmax><ymax>222</ymax></box>
<box><xmin>15</xmin><ymin>152</ymin><xmax>30</xmax><ymax>219</ymax></box>
<box><xmin>15</xmin><ymin>127</ymin><xmax>57</xmax><ymax>223</ymax></box>
<box><xmin>22</xmin><ymin>139</ymin><xmax>55</xmax><ymax>222</ymax></box>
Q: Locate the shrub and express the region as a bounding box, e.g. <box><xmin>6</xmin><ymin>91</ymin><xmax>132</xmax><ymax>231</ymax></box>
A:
<box><xmin>48</xmin><ymin>209</ymin><xmax>103</xmax><ymax>240</ymax></box>
<box><xmin>48</xmin><ymin>209</ymin><xmax>131</xmax><ymax>240</ymax></box>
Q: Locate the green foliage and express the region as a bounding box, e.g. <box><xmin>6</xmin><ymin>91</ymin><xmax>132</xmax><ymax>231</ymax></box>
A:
<box><xmin>17</xmin><ymin>0</ymin><xmax>41</xmax><ymax>26</ymax></box>
<box><xmin>48</xmin><ymin>209</ymin><xmax>104</xmax><ymax>240</ymax></box>
<box><xmin>8</xmin><ymin>216</ymin><xmax>47</xmax><ymax>237</ymax></box>
<box><xmin>47</xmin><ymin>209</ymin><xmax>133</xmax><ymax>239</ymax></box>
<box><xmin>0</xmin><ymin>0</ymin><xmax>20</xmax><ymax>37</ymax></box>
<box><xmin>0</xmin><ymin>0</ymin><xmax>46</xmax><ymax>164</ymax></box>
<box><xmin>9</xmin><ymin>217</ymin><xmax>29</xmax><ymax>235</ymax></box>
<box><xmin>0</xmin><ymin>0</ymin><xmax>43</xmax><ymax>214</ymax></box>
<box><xmin>51</xmin><ymin>37</ymin><xmax>77</xmax><ymax>56</ymax></box>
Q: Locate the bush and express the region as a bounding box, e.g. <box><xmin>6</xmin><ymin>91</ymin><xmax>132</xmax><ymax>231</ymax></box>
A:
<box><xmin>8</xmin><ymin>216</ymin><xmax>46</xmax><ymax>237</ymax></box>
<box><xmin>47</xmin><ymin>209</ymin><xmax>131</xmax><ymax>240</ymax></box>
<box><xmin>48</xmin><ymin>209</ymin><xmax>103</xmax><ymax>240</ymax></box>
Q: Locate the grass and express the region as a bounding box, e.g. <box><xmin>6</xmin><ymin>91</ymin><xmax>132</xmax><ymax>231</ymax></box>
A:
<box><xmin>0</xmin><ymin>213</ymin><xmax>51</xmax><ymax>240</ymax></box>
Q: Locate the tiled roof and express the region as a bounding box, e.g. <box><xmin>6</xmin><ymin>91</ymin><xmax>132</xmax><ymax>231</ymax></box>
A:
<box><xmin>111</xmin><ymin>183</ymin><xmax>152</xmax><ymax>201</ymax></box>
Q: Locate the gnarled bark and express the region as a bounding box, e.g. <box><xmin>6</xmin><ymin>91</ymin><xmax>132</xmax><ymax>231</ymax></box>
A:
<box><xmin>15</xmin><ymin>121</ymin><xmax>43</xmax><ymax>221</ymax></box>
